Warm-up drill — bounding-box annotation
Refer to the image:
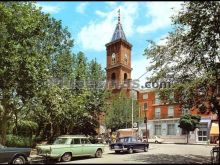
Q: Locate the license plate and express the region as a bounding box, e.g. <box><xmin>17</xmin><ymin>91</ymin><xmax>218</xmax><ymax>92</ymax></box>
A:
<box><xmin>114</xmin><ymin>145</ymin><xmax>119</xmax><ymax>149</ymax></box>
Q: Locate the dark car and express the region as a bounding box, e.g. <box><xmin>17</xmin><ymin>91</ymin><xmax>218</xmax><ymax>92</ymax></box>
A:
<box><xmin>0</xmin><ymin>143</ymin><xmax>31</xmax><ymax>164</ymax></box>
<box><xmin>109</xmin><ymin>136</ymin><xmax>149</xmax><ymax>154</ymax></box>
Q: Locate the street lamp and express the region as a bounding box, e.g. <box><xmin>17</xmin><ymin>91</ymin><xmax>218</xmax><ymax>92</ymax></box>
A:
<box><xmin>144</xmin><ymin>105</ymin><xmax>148</xmax><ymax>143</ymax></box>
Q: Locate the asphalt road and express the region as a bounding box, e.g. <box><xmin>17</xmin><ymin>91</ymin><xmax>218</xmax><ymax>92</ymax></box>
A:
<box><xmin>53</xmin><ymin>143</ymin><xmax>214</xmax><ymax>164</ymax></box>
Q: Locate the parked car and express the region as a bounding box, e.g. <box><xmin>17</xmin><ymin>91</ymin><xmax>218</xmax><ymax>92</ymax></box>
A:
<box><xmin>0</xmin><ymin>143</ymin><xmax>31</xmax><ymax>164</ymax></box>
<box><xmin>144</xmin><ymin>136</ymin><xmax>164</xmax><ymax>144</ymax></box>
<box><xmin>109</xmin><ymin>136</ymin><xmax>149</xmax><ymax>154</ymax></box>
<box><xmin>36</xmin><ymin>135</ymin><xmax>105</xmax><ymax>162</ymax></box>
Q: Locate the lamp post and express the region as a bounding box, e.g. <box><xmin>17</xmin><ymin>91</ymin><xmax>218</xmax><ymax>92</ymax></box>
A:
<box><xmin>144</xmin><ymin>107</ymin><xmax>148</xmax><ymax>143</ymax></box>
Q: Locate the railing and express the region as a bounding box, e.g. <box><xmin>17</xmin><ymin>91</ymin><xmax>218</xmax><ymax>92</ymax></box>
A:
<box><xmin>152</xmin><ymin>112</ymin><xmax>183</xmax><ymax>120</ymax></box>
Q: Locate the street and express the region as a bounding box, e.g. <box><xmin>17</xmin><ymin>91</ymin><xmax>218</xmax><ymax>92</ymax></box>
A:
<box><xmin>53</xmin><ymin>144</ymin><xmax>213</xmax><ymax>164</ymax></box>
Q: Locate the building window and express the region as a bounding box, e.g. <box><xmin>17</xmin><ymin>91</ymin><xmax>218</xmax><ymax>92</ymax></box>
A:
<box><xmin>182</xmin><ymin>107</ymin><xmax>189</xmax><ymax>115</ymax></box>
<box><xmin>155</xmin><ymin>108</ymin><xmax>161</xmax><ymax>119</ymax></box>
<box><xmin>112</xmin><ymin>53</ymin><xmax>116</xmax><ymax>64</ymax></box>
<box><xmin>124</xmin><ymin>54</ymin><xmax>128</xmax><ymax>64</ymax></box>
<box><xmin>143</xmin><ymin>94</ymin><xmax>148</xmax><ymax>100</ymax></box>
<box><xmin>197</xmin><ymin>123</ymin><xmax>208</xmax><ymax>141</ymax></box>
<box><xmin>143</xmin><ymin>103</ymin><xmax>147</xmax><ymax>110</ymax></box>
<box><xmin>168</xmin><ymin>106</ymin><xmax>174</xmax><ymax>118</ymax></box>
<box><xmin>155</xmin><ymin>92</ymin><xmax>160</xmax><ymax>104</ymax></box>
<box><xmin>167</xmin><ymin>124</ymin><xmax>176</xmax><ymax>135</ymax></box>
<box><xmin>155</xmin><ymin>125</ymin><xmax>161</xmax><ymax>135</ymax></box>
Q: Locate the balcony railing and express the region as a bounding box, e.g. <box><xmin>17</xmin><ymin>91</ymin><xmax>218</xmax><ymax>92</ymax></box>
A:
<box><xmin>152</xmin><ymin>112</ymin><xmax>183</xmax><ymax>119</ymax></box>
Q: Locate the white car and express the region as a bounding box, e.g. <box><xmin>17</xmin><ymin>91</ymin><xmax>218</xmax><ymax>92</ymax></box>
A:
<box><xmin>143</xmin><ymin>136</ymin><xmax>164</xmax><ymax>144</ymax></box>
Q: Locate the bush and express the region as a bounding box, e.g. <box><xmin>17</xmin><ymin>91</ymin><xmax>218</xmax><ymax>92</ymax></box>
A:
<box><xmin>5</xmin><ymin>134</ymin><xmax>36</xmax><ymax>148</ymax></box>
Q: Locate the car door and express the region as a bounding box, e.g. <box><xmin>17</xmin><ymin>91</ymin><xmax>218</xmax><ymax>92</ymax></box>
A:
<box><xmin>0</xmin><ymin>146</ymin><xmax>14</xmax><ymax>163</ymax></box>
<box><xmin>81</xmin><ymin>138</ymin><xmax>95</xmax><ymax>155</ymax></box>
<box><xmin>70</xmin><ymin>138</ymin><xmax>83</xmax><ymax>156</ymax></box>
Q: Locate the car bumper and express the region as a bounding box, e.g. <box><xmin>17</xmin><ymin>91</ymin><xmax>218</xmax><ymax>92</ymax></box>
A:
<box><xmin>110</xmin><ymin>147</ymin><xmax>128</xmax><ymax>151</ymax></box>
<box><xmin>38</xmin><ymin>154</ymin><xmax>60</xmax><ymax>159</ymax></box>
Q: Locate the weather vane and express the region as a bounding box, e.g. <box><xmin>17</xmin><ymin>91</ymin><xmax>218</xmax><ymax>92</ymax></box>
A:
<box><xmin>118</xmin><ymin>8</ymin><xmax>120</xmax><ymax>23</ymax></box>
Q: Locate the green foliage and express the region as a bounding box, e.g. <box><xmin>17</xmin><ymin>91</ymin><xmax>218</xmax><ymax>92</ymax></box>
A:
<box><xmin>178</xmin><ymin>114</ymin><xmax>201</xmax><ymax>143</ymax></box>
<box><xmin>5</xmin><ymin>134</ymin><xmax>36</xmax><ymax>147</ymax></box>
<box><xmin>16</xmin><ymin>120</ymin><xmax>38</xmax><ymax>137</ymax></box>
<box><xmin>105</xmin><ymin>91</ymin><xmax>139</xmax><ymax>132</ymax></box>
<box><xmin>178</xmin><ymin>114</ymin><xmax>201</xmax><ymax>132</ymax></box>
<box><xmin>0</xmin><ymin>2</ymin><xmax>107</xmax><ymax>144</ymax></box>
<box><xmin>144</xmin><ymin>1</ymin><xmax>220</xmax><ymax>115</ymax></box>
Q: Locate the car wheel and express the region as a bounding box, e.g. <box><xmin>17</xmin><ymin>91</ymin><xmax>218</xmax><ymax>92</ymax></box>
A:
<box><xmin>128</xmin><ymin>148</ymin><xmax>133</xmax><ymax>154</ymax></box>
<box><xmin>95</xmin><ymin>149</ymin><xmax>102</xmax><ymax>158</ymax></box>
<box><xmin>155</xmin><ymin>141</ymin><xmax>158</xmax><ymax>144</ymax></box>
<box><xmin>144</xmin><ymin>146</ymin><xmax>148</xmax><ymax>152</ymax></box>
<box><xmin>11</xmin><ymin>155</ymin><xmax>26</xmax><ymax>164</ymax></box>
<box><xmin>61</xmin><ymin>152</ymin><xmax>72</xmax><ymax>162</ymax></box>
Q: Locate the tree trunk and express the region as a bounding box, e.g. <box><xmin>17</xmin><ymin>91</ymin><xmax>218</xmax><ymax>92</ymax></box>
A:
<box><xmin>0</xmin><ymin>119</ymin><xmax>8</xmax><ymax>145</ymax></box>
<box><xmin>186</xmin><ymin>132</ymin><xmax>189</xmax><ymax>144</ymax></box>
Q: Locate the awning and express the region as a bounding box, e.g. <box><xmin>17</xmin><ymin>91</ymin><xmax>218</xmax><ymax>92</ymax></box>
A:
<box><xmin>210</xmin><ymin>123</ymin><xmax>219</xmax><ymax>136</ymax></box>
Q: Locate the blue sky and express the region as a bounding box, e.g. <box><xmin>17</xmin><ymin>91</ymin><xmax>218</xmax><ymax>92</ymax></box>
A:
<box><xmin>36</xmin><ymin>1</ymin><xmax>183</xmax><ymax>88</ymax></box>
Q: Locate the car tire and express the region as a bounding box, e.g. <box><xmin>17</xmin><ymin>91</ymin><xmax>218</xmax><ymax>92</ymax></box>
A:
<box><xmin>11</xmin><ymin>155</ymin><xmax>26</xmax><ymax>164</ymax></box>
<box><xmin>95</xmin><ymin>149</ymin><xmax>103</xmax><ymax>158</ymax></box>
<box><xmin>128</xmin><ymin>148</ymin><xmax>133</xmax><ymax>154</ymax></box>
<box><xmin>144</xmin><ymin>146</ymin><xmax>148</xmax><ymax>152</ymax></box>
<box><xmin>61</xmin><ymin>152</ymin><xmax>72</xmax><ymax>162</ymax></box>
<box><xmin>155</xmin><ymin>141</ymin><xmax>158</xmax><ymax>144</ymax></box>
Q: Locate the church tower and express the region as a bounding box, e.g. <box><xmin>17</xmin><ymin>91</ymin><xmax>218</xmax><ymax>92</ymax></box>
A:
<box><xmin>105</xmin><ymin>9</ymin><xmax>132</xmax><ymax>96</ymax></box>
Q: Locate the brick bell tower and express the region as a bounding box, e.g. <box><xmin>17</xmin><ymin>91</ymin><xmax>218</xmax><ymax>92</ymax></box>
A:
<box><xmin>105</xmin><ymin>9</ymin><xmax>132</xmax><ymax>96</ymax></box>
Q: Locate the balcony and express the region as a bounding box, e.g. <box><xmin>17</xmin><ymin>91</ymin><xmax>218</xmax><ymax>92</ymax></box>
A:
<box><xmin>153</xmin><ymin>112</ymin><xmax>183</xmax><ymax>120</ymax></box>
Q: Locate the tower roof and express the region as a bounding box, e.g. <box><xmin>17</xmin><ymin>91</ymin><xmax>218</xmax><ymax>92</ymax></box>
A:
<box><xmin>111</xmin><ymin>9</ymin><xmax>127</xmax><ymax>42</ymax></box>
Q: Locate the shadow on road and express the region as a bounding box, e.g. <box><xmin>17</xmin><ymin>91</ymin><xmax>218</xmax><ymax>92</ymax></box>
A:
<box><xmin>129</xmin><ymin>154</ymin><xmax>211</xmax><ymax>164</ymax></box>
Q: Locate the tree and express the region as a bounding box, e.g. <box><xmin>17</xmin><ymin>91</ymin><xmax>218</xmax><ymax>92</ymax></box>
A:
<box><xmin>144</xmin><ymin>2</ymin><xmax>220</xmax><ymax>134</ymax></box>
<box><xmin>178</xmin><ymin>114</ymin><xmax>201</xmax><ymax>144</ymax></box>
<box><xmin>0</xmin><ymin>2</ymin><xmax>73</xmax><ymax>144</ymax></box>
<box><xmin>105</xmin><ymin>91</ymin><xmax>139</xmax><ymax>132</ymax></box>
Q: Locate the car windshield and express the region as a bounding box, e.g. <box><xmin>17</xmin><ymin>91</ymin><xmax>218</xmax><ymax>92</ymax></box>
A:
<box><xmin>53</xmin><ymin>138</ymin><xmax>69</xmax><ymax>145</ymax></box>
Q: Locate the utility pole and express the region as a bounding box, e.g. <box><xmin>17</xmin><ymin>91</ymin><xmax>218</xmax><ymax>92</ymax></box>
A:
<box><xmin>144</xmin><ymin>108</ymin><xmax>148</xmax><ymax>143</ymax></box>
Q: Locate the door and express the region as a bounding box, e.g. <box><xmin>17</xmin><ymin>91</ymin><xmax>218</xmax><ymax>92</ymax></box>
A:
<box><xmin>70</xmin><ymin>138</ymin><xmax>83</xmax><ymax>156</ymax></box>
<box><xmin>81</xmin><ymin>138</ymin><xmax>96</xmax><ymax>155</ymax></box>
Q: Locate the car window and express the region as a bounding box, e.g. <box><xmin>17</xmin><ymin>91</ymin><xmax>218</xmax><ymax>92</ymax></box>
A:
<box><xmin>53</xmin><ymin>138</ymin><xmax>69</xmax><ymax>144</ymax></box>
<box><xmin>81</xmin><ymin>138</ymin><xmax>90</xmax><ymax>144</ymax></box>
<box><xmin>71</xmin><ymin>138</ymin><xmax>81</xmax><ymax>144</ymax></box>
<box><xmin>131</xmin><ymin>137</ymin><xmax>137</xmax><ymax>142</ymax></box>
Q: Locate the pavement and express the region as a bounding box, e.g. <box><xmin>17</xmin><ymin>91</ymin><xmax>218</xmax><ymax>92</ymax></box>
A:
<box><xmin>29</xmin><ymin>143</ymin><xmax>218</xmax><ymax>164</ymax></box>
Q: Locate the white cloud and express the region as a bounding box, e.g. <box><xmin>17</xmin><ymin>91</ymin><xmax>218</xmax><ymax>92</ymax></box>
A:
<box><xmin>95</xmin><ymin>10</ymin><xmax>108</xmax><ymax>17</ymax></box>
<box><xmin>36</xmin><ymin>4</ymin><xmax>61</xmax><ymax>14</ymax></box>
<box><xmin>76</xmin><ymin>2</ymin><xmax>88</xmax><ymax>14</ymax></box>
<box><xmin>137</xmin><ymin>2</ymin><xmax>183</xmax><ymax>33</ymax></box>
<box><xmin>77</xmin><ymin>2</ymin><xmax>139</xmax><ymax>51</ymax></box>
<box><xmin>132</xmin><ymin>58</ymin><xmax>152</xmax><ymax>89</ymax></box>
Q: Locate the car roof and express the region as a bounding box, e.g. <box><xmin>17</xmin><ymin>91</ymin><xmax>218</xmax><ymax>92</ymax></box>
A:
<box><xmin>58</xmin><ymin>135</ymin><xmax>88</xmax><ymax>138</ymax></box>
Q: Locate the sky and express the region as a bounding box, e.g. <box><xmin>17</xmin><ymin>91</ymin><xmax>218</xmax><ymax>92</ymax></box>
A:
<box><xmin>36</xmin><ymin>1</ymin><xmax>183</xmax><ymax>88</ymax></box>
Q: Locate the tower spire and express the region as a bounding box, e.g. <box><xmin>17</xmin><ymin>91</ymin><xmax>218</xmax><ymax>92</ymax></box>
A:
<box><xmin>118</xmin><ymin>9</ymin><xmax>120</xmax><ymax>23</ymax></box>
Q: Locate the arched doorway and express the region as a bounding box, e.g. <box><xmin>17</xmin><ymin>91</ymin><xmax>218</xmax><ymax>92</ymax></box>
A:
<box><xmin>111</xmin><ymin>73</ymin><xmax>116</xmax><ymax>87</ymax></box>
